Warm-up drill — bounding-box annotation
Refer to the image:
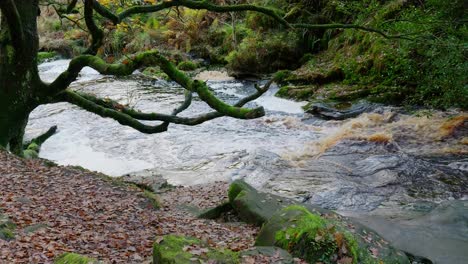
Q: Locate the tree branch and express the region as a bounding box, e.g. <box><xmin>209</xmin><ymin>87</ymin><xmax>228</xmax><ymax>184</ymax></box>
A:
<box><xmin>292</xmin><ymin>23</ymin><xmax>413</xmax><ymax>40</ymax></box>
<box><xmin>115</xmin><ymin>0</ymin><xmax>290</xmax><ymax>27</ymax></box>
<box><xmin>83</xmin><ymin>0</ymin><xmax>104</xmax><ymax>55</ymax></box>
<box><xmin>47</xmin><ymin>50</ymin><xmax>264</xmax><ymax>120</ymax></box>
<box><xmin>0</xmin><ymin>0</ymin><xmax>25</xmax><ymax>51</ymax></box>
<box><xmin>58</xmin><ymin>90</ymin><xmax>170</xmax><ymax>133</ymax></box>
<box><xmin>92</xmin><ymin>0</ymin><xmax>120</xmax><ymax>24</ymax></box>
<box><xmin>66</xmin><ymin>79</ymin><xmax>273</xmax><ymax>126</ymax></box>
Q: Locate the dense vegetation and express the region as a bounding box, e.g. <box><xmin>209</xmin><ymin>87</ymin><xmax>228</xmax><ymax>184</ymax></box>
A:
<box><xmin>39</xmin><ymin>0</ymin><xmax>467</xmax><ymax>109</ymax></box>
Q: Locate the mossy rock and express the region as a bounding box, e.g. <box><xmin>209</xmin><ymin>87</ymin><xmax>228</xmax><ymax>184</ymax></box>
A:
<box><xmin>0</xmin><ymin>211</ymin><xmax>16</xmax><ymax>241</ymax></box>
<box><xmin>197</xmin><ymin>202</ymin><xmax>233</xmax><ymax>219</ymax></box>
<box><xmin>140</xmin><ymin>190</ymin><xmax>161</xmax><ymax>209</ymax></box>
<box><xmin>177</xmin><ymin>61</ymin><xmax>199</xmax><ymax>71</ymax></box>
<box><xmin>38</xmin><ymin>51</ymin><xmax>58</xmax><ymax>63</ymax></box>
<box><xmin>228</xmin><ymin>180</ymin><xmax>293</xmax><ymax>226</ymax></box>
<box><xmin>275</xmin><ymin>85</ymin><xmax>316</xmax><ymax>100</ymax></box>
<box><xmin>256</xmin><ymin>205</ymin><xmax>410</xmax><ymax>264</ymax></box>
<box><xmin>54</xmin><ymin>253</ymin><xmax>98</xmax><ymax>264</ymax></box>
<box><xmin>142</xmin><ymin>67</ymin><xmax>170</xmax><ymax>80</ymax></box>
<box><xmin>153</xmin><ymin>235</ymin><xmax>239</xmax><ymax>264</ymax></box>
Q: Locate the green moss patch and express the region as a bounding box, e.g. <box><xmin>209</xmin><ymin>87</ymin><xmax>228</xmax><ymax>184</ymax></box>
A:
<box><xmin>177</xmin><ymin>61</ymin><xmax>199</xmax><ymax>71</ymax></box>
<box><xmin>38</xmin><ymin>51</ymin><xmax>58</xmax><ymax>64</ymax></box>
<box><xmin>256</xmin><ymin>205</ymin><xmax>410</xmax><ymax>264</ymax></box>
<box><xmin>153</xmin><ymin>235</ymin><xmax>240</xmax><ymax>264</ymax></box>
<box><xmin>0</xmin><ymin>211</ymin><xmax>16</xmax><ymax>241</ymax></box>
<box><xmin>54</xmin><ymin>253</ymin><xmax>98</xmax><ymax>264</ymax></box>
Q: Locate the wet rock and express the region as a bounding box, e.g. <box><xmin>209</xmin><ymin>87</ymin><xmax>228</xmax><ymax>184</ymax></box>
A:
<box><xmin>256</xmin><ymin>205</ymin><xmax>410</xmax><ymax>264</ymax></box>
<box><xmin>306</xmin><ymin>100</ymin><xmax>379</xmax><ymax>120</ymax></box>
<box><xmin>350</xmin><ymin>200</ymin><xmax>468</xmax><ymax>264</ymax></box>
<box><xmin>120</xmin><ymin>169</ymin><xmax>172</xmax><ymax>193</ymax></box>
<box><xmin>238</xmin><ymin>140</ymin><xmax>467</xmax><ymax>212</ymax></box>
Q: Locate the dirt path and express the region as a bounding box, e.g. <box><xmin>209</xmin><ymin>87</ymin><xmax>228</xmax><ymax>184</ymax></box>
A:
<box><xmin>0</xmin><ymin>150</ymin><xmax>258</xmax><ymax>263</ymax></box>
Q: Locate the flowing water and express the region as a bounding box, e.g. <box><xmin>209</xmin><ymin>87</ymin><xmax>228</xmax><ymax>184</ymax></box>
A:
<box><xmin>26</xmin><ymin>60</ymin><xmax>467</xmax><ymax>262</ymax></box>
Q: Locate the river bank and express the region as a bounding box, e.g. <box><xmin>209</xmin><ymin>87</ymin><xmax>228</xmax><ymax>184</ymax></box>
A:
<box><xmin>1</xmin><ymin>150</ymin><xmax>302</xmax><ymax>263</ymax></box>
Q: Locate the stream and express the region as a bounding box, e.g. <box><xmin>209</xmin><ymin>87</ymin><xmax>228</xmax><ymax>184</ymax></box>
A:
<box><xmin>26</xmin><ymin>60</ymin><xmax>467</xmax><ymax>263</ymax></box>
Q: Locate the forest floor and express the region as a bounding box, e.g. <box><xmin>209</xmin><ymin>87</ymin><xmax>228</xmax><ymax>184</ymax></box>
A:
<box><xmin>0</xmin><ymin>150</ymin><xmax>293</xmax><ymax>263</ymax></box>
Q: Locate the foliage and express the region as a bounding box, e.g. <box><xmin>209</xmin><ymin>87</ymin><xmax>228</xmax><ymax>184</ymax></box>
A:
<box><xmin>285</xmin><ymin>0</ymin><xmax>467</xmax><ymax>109</ymax></box>
<box><xmin>226</xmin><ymin>31</ymin><xmax>302</xmax><ymax>74</ymax></box>
<box><xmin>177</xmin><ymin>60</ymin><xmax>199</xmax><ymax>71</ymax></box>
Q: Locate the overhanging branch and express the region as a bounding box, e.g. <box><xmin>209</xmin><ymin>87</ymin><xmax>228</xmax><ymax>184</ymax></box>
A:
<box><xmin>48</xmin><ymin>50</ymin><xmax>264</xmax><ymax>120</ymax></box>
<box><xmin>68</xmin><ymin>79</ymin><xmax>273</xmax><ymax>127</ymax></box>
<box><xmin>83</xmin><ymin>0</ymin><xmax>104</xmax><ymax>55</ymax></box>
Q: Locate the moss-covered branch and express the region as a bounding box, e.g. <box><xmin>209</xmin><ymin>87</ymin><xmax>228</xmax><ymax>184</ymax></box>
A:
<box><xmin>117</xmin><ymin>0</ymin><xmax>289</xmax><ymax>27</ymax></box>
<box><xmin>69</xmin><ymin>79</ymin><xmax>273</xmax><ymax>127</ymax></box>
<box><xmin>83</xmin><ymin>0</ymin><xmax>104</xmax><ymax>55</ymax></box>
<box><xmin>48</xmin><ymin>50</ymin><xmax>264</xmax><ymax>120</ymax></box>
<box><xmin>23</xmin><ymin>126</ymin><xmax>58</xmax><ymax>159</ymax></box>
<box><xmin>58</xmin><ymin>90</ymin><xmax>170</xmax><ymax>134</ymax></box>
<box><xmin>92</xmin><ymin>0</ymin><xmax>119</xmax><ymax>24</ymax></box>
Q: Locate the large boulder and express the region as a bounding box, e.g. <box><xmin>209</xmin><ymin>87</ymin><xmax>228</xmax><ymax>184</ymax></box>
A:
<box><xmin>256</xmin><ymin>205</ymin><xmax>409</xmax><ymax>264</ymax></box>
<box><xmin>223</xmin><ymin>181</ymin><xmax>413</xmax><ymax>263</ymax></box>
<box><xmin>228</xmin><ymin>180</ymin><xmax>295</xmax><ymax>226</ymax></box>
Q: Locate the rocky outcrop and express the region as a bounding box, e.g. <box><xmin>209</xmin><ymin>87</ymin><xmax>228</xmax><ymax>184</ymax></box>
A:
<box><xmin>197</xmin><ymin>180</ymin><xmax>411</xmax><ymax>263</ymax></box>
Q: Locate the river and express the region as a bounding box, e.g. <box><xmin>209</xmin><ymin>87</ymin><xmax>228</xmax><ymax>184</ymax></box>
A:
<box><xmin>26</xmin><ymin>59</ymin><xmax>467</xmax><ymax>263</ymax></box>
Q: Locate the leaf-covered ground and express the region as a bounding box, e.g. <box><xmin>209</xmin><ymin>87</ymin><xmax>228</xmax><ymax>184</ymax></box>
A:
<box><xmin>0</xmin><ymin>150</ymin><xmax>286</xmax><ymax>263</ymax></box>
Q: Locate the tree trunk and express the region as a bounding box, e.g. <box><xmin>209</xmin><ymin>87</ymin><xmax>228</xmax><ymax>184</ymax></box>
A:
<box><xmin>0</xmin><ymin>0</ymin><xmax>42</xmax><ymax>155</ymax></box>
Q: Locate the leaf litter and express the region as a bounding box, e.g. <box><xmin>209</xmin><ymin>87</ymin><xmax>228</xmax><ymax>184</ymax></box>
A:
<box><xmin>0</xmin><ymin>150</ymin><xmax>304</xmax><ymax>263</ymax></box>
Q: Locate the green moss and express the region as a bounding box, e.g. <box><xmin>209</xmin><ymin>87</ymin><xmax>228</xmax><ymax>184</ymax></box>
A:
<box><xmin>142</xmin><ymin>190</ymin><xmax>161</xmax><ymax>209</ymax></box>
<box><xmin>38</xmin><ymin>51</ymin><xmax>58</xmax><ymax>63</ymax></box>
<box><xmin>275</xmin><ymin>85</ymin><xmax>315</xmax><ymax>100</ymax></box>
<box><xmin>54</xmin><ymin>253</ymin><xmax>97</xmax><ymax>264</ymax></box>
<box><xmin>206</xmin><ymin>249</ymin><xmax>239</xmax><ymax>263</ymax></box>
<box><xmin>0</xmin><ymin>212</ymin><xmax>16</xmax><ymax>240</ymax></box>
<box><xmin>273</xmin><ymin>70</ymin><xmax>292</xmax><ymax>83</ymax></box>
<box><xmin>23</xmin><ymin>149</ymin><xmax>39</xmax><ymax>159</ymax></box>
<box><xmin>268</xmin><ymin>205</ymin><xmax>366</xmax><ymax>263</ymax></box>
<box><xmin>6</xmin><ymin>45</ymin><xmax>15</xmax><ymax>64</ymax></box>
<box><xmin>228</xmin><ymin>180</ymin><xmax>256</xmax><ymax>203</ymax></box>
<box><xmin>177</xmin><ymin>61</ymin><xmax>199</xmax><ymax>71</ymax></box>
<box><xmin>142</xmin><ymin>67</ymin><xmax>170</xmax><ymax>80</ymax></box>
<box><xmin>153</xmin><ymin>235</ymin><xmax>240</xmax><ymax>264</ymax></box>
<box><xmin>154</xmin><ymin>235</ymin><xmax>198</xmax><ymax>263</ymax></box>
